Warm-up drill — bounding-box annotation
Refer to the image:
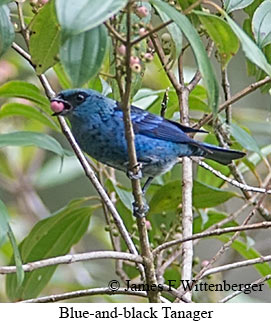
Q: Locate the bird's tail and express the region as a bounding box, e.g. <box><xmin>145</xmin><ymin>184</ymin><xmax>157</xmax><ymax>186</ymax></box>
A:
<box><xmin>199</xmin><ymin>142</ymin><xmax>246</xmax><ymax>165</ymax></box>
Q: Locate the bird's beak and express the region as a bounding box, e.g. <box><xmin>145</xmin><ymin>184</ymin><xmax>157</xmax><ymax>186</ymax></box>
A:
<box><xmin>50</xmin><ymin>96</ymin><xmax>73</xmax><ymax>116</ymax></box>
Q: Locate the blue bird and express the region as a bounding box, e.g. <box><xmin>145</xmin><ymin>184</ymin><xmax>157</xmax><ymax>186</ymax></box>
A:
<box><xmin>50</xmin><ymin>89</ymin><xmax>245</xmax><ymax>200</ymax></box>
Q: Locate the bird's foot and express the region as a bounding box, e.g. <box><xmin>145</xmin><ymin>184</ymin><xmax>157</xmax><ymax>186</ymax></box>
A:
<box><xmin>126</xmin><ymin>163</ymin><xmax>143</xmax><ymax>180</ymax></box>
<box><xmin>132</xmin><ymin>200</ymin><xmax>149</xmax><ymax>218</ymax></box>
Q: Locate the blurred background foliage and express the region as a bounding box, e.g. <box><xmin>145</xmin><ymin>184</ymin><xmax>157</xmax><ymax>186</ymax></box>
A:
<box><xmin>0</xmin><ymin>0</ymin><xmax>271</xmax><ymax>302</ymax></box>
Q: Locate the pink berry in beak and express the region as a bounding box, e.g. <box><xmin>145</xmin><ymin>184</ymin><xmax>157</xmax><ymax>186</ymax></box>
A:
<box><xmin>50</xmin><ymin>100</ymin><xmax>65</xmax><ymax>113</ymax></box>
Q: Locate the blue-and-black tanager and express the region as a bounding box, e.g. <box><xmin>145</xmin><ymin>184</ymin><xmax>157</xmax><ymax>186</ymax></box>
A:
<box><xmin>50</xmin><ymin>89</ymin><xmax>245</xmax><ymax>194</ymax></box>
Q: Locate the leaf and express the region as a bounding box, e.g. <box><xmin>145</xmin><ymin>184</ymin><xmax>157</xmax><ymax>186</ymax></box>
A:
<box><xmin>150</xmin><ymin>0</ymin><xmax>219</xmax><ymax>113</ymax></box>
<box><xmin>219</xmin><ymin>237</ymin><xmax>271</xmax><ymax>287</ymax></box>
<box><xmin>193</xmin><ymin>210</ymin><xmax>239</xmax><ymax>233</ymax></box>
<box><xmin>6</xmin><ymin>204</ymin><xmax>92</xmax><ymax>301</ymax></box>
<box><xmin>0</xmin><ymin>199</ymin><xmax>10</xmax><ymax>247</ymax></box>
<box><xmin>0</xmin><ymin>81</ymin><xmax>50</xmax><ymax>113</ymax></box>
<box><xmin>0</xmin><ymin>103</ymin><xmax>59</xmax><ymax>131</ymax></box>
<box><xmin>0</xmin><ymin>131</ymin><xmax>69</xmax><ymax>157</ymax></box>
<box><xmin>0</xmin><ymin>200</ymin><xmax>24</xmax><ymax>286</ymax></box>
<box><xmin>252</xmin><ymin>0</ymin><xmax>271</xmax><ymax>48</ymax></box>
<box><xmin>149</xmin><ymin>180</ymin><xmax>238</xmax><ymax>215</ymax></box>
<box><xmin>224</xmin><ymin>0</ymin><xmax>255</xmax><ymax>13</ymax></box>
<box><xmin>196</xmin><ymin>11</ymin><xmax>239</xmax><ymax>68</ymax></box>
<box><xmin>60</xmin><ymin>24</ymin><xmax>108</xmax><ymax>87</ymax></box>
<box><xmin>29</xmin><ymin>0</ymin><xmax>60</xmax><ymax>74</ymax></box>
<box><xmin>55</xmin><ymin>0</ymin><xmax>128</xmax><ymax>40</ymax></box>
<box><xmin>224</xmin><ymin>12</ymin><xmax>271</xmax><ymax>76</ymax></box>
<box><xmin>230</xmin><ymin>123</ymin><xmax>261</xmax><ymax>154</ymax></box>
<box><xmin>153</xmin><ymin>4</ymin><xmax>183</xmax><ymax>59</ymax></box>
<box><xmin>0</xmin><ymin>5</ymin><xmax>14</xmax><ymax>57</ymax></box>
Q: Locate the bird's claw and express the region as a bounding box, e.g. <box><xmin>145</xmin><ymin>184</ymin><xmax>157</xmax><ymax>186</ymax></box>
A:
<box><xmin>132</xmin><ymin>200</ymin><xmax>149</xmax><ymax>218</ymax></box>
<box><xmin>126</xmin><ymin>163</ymin><xmax>143</xmax><ymax>180</ymax></box>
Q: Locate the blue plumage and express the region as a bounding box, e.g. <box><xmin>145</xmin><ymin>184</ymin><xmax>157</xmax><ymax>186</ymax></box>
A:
<box><xmin>50</xmin><ymin>89</ymin><xmax>245</xmax><ymax>178</ymax></box>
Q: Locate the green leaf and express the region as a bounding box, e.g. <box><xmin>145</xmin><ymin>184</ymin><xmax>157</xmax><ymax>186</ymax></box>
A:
<box><xmin>224</xmin><ymin>12</ymin><xmax>271</xmax><ymax>76</ymax></box>
<box><xmin>60</xmin><ymin>24</ymin><xmax>108</xmax><ymax>87</ymax></box>
<box><xmin>193</xmin><ymin>210</ymin><xmax>239</xmax><ymax>234</ymax></box>
<box><xmin>0</xmin><ymin>200</ymin><xmax>24</xmax><ymax>286</ymax></box>
<box><xmin>219</xmin><ymin>237</ymin><xmax>271</xmax><ymax>287</ymax></box>
<box><xmin>252</xmin><ymin>0</ymin><xmax>271</xmax><ymax>48</ymax></box>
<box><xmin>55</xmin><ymin>0</ymin><xmax>128</xmax><ymax>39</ymax></box>
<box><xmin>0</xmin><ymin>131</ymin><xmax>69</xmax><ymax>157</ymax></box>
<box><xmin>0</xmin><ymin>0</ymin><xmax>12</xmax><ymax>4</ymax></box>
<box><xmin>230</xmin><ymin>123</ymin><xmax>261</xmax><ymax>154</ymax></box>
<box><xmin>224</xmin><ymin>0</ymin><xmax>255</xmax><ymax>13</ymax></box>
<box><xmin>7</xmin><ymin>225</ymin><xmax>24</xmax><ymax>287</ymax></box>
<box><xmin>149</xmin><ymin>180</ymin><xmax>238</xmax><ymax>215</ymax></box>
<box><xmin>150</xmin><ymin>0</ymin><xmax>219</xmax><ymax>113</ymax></box>
<box><xmin>0</xmin><ymin>81</ymin><xmax>50</xmax><ymax>113</ymax></box>
<box><xmin>0</xmin><ymin>5</ymin><xmax>14</xmax><ymax>57</ymax></box>
<box><xmin>29</xmin><ymin>0</ymin><xmax>60</xmax><ymax>74</ymax></box>
<box><xmin>0</xmin><ymin>199</ymin><xmax>10</xmax><ymax>247</ymax></box>
<box><xmin>6</xmin><ymin>204</ymin><xmax>92</xmax><ymax>301</ymax></box>
<box><xmin>196</xmin><ymin>11</ymin><xmax>239</xmax><ymax>68</ymax></box>
<box><xmin>0</xmin><ymin>103</ymin><xmax>59</xmax><ymax>131</ymax></box>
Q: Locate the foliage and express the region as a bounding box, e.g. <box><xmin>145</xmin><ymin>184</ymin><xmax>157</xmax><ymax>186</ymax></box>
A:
<box><xmin>0</xmin><ymin>0</ymin><xmax>270</xmax><ymax>303</ymax></box>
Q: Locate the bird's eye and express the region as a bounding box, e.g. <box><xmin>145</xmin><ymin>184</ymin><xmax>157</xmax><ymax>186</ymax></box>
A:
<box><xmin>76</xmin><ymin>94</ymin><xmax>85</xmax><ymax>103</ymax></box>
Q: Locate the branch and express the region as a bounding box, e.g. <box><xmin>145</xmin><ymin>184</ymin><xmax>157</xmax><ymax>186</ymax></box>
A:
<box><xmin>153</xmin><ymin>221</ymin><xmax>271</xmax><ymax>255</ymax></box>
<box><xmin>196</xmin><ymin>76</ymin><xmax>271</xmax><ymax>128</ymax></box>
<box><xmin>0</xmin><ymin>251</ymin><xmax>143</xmax><ymax>275</ymax></box>
<box><xmin>219</xmin><ymin>275</ymin><xmax>271</xmax><ymax>303</ymax></box>
<box><xmin>120</xmin><ymin>2</ymin><xmax>160</xmax><ymax>303</ymax></box>
<box><xmin>194</xmin><ymin>159</ymin><xmax>271</xmax><ymax>195</ymax></box>
<box><xmin>21</xmin><ymin>287</ymin><xmax>148</xmax><ymax>303</ymax></box>
<box><xmin>203</xmin><ymin>256</ymin><xmax>271</xmax><ymax>278</ymax></box>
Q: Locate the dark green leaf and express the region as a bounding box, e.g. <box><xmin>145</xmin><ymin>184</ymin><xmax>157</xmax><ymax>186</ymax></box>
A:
<box><xmin>6</xmin><ymin>204</ymin><xmax>92</xmax><ymax>301</ymax></box>
<box><xmin>0</xmin><ymin>103</ymin><xmax>59</xmax><ymax>131</ymax></box>
<box><xmin>149</xmin><ymin>180</ymin><xmax>238</xmax><ymax>215</ymax></box>
<box><xmin>29</xmin><ymin>0</ymin><xmax>60</xmax><ymax>74</ymax></box>
<box><xmin>196</xmin><ymin>11</ymin><xmax>239</xmax><ymax>68</ymax></box>
<box><xmin>252</xmin><ymin>0</ymin><xmax>271</xmax><ymax>48</ymax></box>
<box><xmin>0</xmin><ymin>81</ymin><xmax>50</xmax><ymax>113</ymax></box>
<box><xmin>0</xmin><ymin>5</ymin><xmax>14</xmax><ymax>57</ymax></box>
<box><xmin>225</xmin><ymin>13</ymin><xmax>271</xmax><ymax>76</ymax></box>
<box><xmin>0</xmin><ymin>131</ymin><xmax>68</xmax><ymax>157</ymax></box>
<box><xmin>60</xmin><ymin>24</ymin><xmax>108</xmax><ymax>87</ymax></box>
<box><xmin>151</xmin><ymin>0</ymin><xmax>219</xmax><ymax>113</ymax></box>
<box><xmin>56</xmin><ymin>0</ymin><xmax>128</xmax><ymax>39</ymax></box>
<box><xmin>224</xmin><ymin>0</ymin><xmax>254</xmax><ymax>13</ymax></box>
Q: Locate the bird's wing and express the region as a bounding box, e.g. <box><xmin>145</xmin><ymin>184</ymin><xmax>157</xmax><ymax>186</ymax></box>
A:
<box><xmin>115</xmin><ymin>104</ymin><xmax>206</xmax><ymax>144</ymax></box>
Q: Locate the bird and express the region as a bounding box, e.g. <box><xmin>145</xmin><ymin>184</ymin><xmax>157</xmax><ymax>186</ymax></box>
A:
<box><xmin>50</xmin><ymin>89</ymin><xmax>245</xmax><ymax>214</ymax></box>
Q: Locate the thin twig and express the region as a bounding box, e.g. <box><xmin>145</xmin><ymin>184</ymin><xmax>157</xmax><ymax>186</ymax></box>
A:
<box><xmin>120</xmin><ymin>2</ymin><xmax>160</xmax><ymax>303</ymax></box>
<box><xmin>219</xmin><ymin>275</ymin><xmax>271</xmax><ymax>303</ymax></box>
<box><xmin>203</xmin><ymin>256</ymin><xmax>271</xmax><ymax>278</ymax></box>
<box><xmin>153</xmin><ymin>221</ymin><xmax>271</xmax><ymax>256</ymax></box>
<box><xmin>194</xmin><ymin>159</ymin><xmax>271</xmax><ymax>195</ymax></box>
<box><xmin>0</xmin><ymin>251</ymin><xmax>143</xmax><ymax>274</ymax></box>
<box><xmin>196</xmin><ymin>76</ymin><xmax>271</xmax><ymax>128</ymax></box>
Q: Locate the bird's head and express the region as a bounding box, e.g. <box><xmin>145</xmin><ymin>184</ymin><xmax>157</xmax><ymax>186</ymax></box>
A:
<box><xmin>50</xmin><ymin>88</ymin><xmax>107</xmax><ymax>117</ymax></box>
